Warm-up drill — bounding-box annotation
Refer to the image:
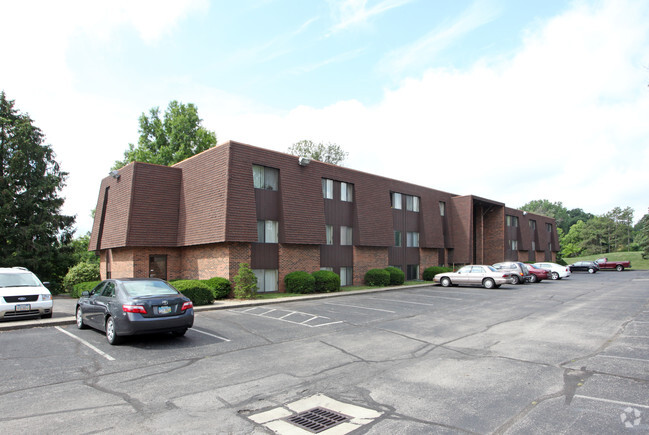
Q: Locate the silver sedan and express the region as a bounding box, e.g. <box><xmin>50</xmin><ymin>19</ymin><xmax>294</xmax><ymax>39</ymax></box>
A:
<box><xmin>433</xmin><ymin>265</ymin><xmax>511</xmax><ymax>289</ymax></box>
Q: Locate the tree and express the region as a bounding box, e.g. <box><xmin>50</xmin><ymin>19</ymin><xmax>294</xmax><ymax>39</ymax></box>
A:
<box><xmin>113</xmin><ymin>100</ymin><xmax>217</xmax><ymax>169</ymax></box>
<box><xmin>233</xmin><ymin>263</ymin><xmax>258</xmax><ymax>299</ymax></box>
<box><xmin>0</xmin><ymin>91</ymin><xmax>75</xmax><ymax>285</ymax></box>
<box><xmin>287</xmin><ymin>140</ymin><xmax>348</xmax><ymax>165</ymax></box>
<box><xmin>520</xmin><ymin>199</ymin><xmax>570</xmax><ymax>233</ymax></box>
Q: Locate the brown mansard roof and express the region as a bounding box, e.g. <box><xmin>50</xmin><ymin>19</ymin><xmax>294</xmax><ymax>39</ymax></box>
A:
<box><xmin>89</xmin><ymin>141</ymin><xmax>558</xmax><ymax>253</ymax></box>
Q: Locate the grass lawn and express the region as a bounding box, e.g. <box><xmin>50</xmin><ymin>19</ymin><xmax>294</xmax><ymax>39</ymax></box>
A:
<box><xmin>562</xmin><ymin>251</ymin><xmax>648</xmax><ymax>270</ymax></box>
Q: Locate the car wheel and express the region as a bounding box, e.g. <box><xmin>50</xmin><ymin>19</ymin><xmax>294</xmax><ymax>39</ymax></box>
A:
<box><xmin>105</xmin><ymin>316</ymin><xmax>122</xmax><ymax>345</ymax></box>
<box><xmin>551</xmin><ymin>272</ymin><xmax>559</xmax><ymax>280</ymax></box>
<box><xmin>76</xmin><ymin>306</ymin><xmax>87</xmax><ymax>329</ymax></box>
<box><xmin>588</xmin><ymin>268</ymin><xmax>595</xmax><ymax>274</ymax></box>
<box><xmin>172</xmin><ymin>328</ymin><xmax>187</xmax><ymax>337</ymax></box>
<box><xmin>441</xmin><ymin>277</ymin><xmax>451</xmax><ymax>287</ymax></box>
<box><xmin>509</xmin><ymin>275</ymin><xmax>518</xmax><ymax>285</ymax></box>
<box><xmin>483</xmin><ymin>278</ymin><xmax>495</xmax><ymax>289</ymax></box>
<box><xmin>616</xmin><ymin>265</ymin><xmax>624</xmax><ymax>272</ymax></box>
<box><xmin>529</xmin><ymin>274</ymin><xmax>538</xmax><ymax>283</ymax></box>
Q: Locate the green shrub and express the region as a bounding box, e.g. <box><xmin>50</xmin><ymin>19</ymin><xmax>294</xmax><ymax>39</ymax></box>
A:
<box><xmin>171</xmin><ymin>280</ymin><xmax>214</xmax><ymax>306</ymax></box>
<box><xmin>63</xmin><ymin>261</ymin><xmax>100</xmax><ymax>292</ymax></box>
<box><xmin>233</xmin><ymin>263</ymin><xmax>258</xmax><ymax>299</ymax></box>
<box><xmin>364</xmin><ymin>269</ymin><xmax>390</xmax><ymax>287</ymax></box>
<box><xmin>284</xmin><ymin>271</ymin><xmax>316</xmax><ymax>294</ymax></box>
<box><xmin>205</xmin><ymin>277</ymin><xmax>231</xmax><ymax>299</ymax></box>
<box><xmin>384</xmin><ymin>266</ymin><xmax>405</xmax><ymax>285</ymax></box>
<box><xmin>70</xmin><ymin>280</ymin><xmax>102</xmax><ymax>298</ymax></box>
<box><xmin>312</xmin><ymin>270</ymin><xmax>340</xmax><ymax>292</ymax></box>
<box><xmin>422</xmin><ymin>266</ymin><xmax>453</xmax><ymax>281</ymax></box>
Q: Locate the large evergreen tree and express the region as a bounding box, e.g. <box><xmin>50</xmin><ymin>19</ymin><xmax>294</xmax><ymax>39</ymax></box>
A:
<box><xmin>113</xmin><ymin>100</ymin><xmax>217</xmax><ymax>169</ymax></box>
<box><xmin>0</xmin><ymin>91</ymin><xmax>75</xmax><ymax>284</ymax></box>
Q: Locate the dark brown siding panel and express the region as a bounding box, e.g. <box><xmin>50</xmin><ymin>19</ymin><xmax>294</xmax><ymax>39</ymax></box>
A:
<box><xmin>175</xmin><ymin>144</ymin><xmax>238</xmax><ymax>245</ymax></box>
<box><xmin>320</xmin><ymin>245</ymin><xmax>353</xmax><ymax>267</ymax></box>
<box><xmin>251</xmin><ymin>243</ymin><xmax>279</xmax><ymax>268</ymax></box>
<box><xmin>450</xmin><ymin>196</ymin><xmax>473</xmax><ymax>263</ymax></box>
<box><xmin>127</xmin><ymin>163</ymin><xmax>181</xmax><ymax>247</ymax></box>
<box><xmin>90</xmin><ymin>164</ymin><xmax>135</xmax><ymax>250</ymax></box>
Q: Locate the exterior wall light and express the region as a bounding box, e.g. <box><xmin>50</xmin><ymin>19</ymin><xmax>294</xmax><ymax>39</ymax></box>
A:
<box><xmin>298</xmin><ymin>156</ymin><xmax>311</xmax><ymax>166</ymax></box>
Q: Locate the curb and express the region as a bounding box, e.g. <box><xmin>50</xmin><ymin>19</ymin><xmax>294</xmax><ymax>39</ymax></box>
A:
<box><xmin>0</xmin><ymin>283</ymin><xmax>433</xmax><ymax>332</ymax></box>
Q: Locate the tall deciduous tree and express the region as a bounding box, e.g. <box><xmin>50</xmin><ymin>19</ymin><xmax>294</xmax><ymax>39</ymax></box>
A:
<box><xmin>113</xmin><ymin>100</ymin><xmax>217</xmax><ymax>169</ymax></box>
<box><xmin>287</xmin><ymin>140</ymin><xmax>348</xmax><ymax>165</ymax></box>
<box><xmin>0</xmin><ymin>91</ymin><xmax>75</xmax><ymax>284</ymax></box>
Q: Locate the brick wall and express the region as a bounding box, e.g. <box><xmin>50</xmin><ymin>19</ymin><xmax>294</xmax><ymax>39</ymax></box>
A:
<box><xmin>228</xmin><ymin>242</ymin><xmax>252</xmax><ymax>281</ymax></box>
<box><xmin>353</xmin><ymin>246</ymin><xmax>388</xmax><ymax>285</ymax></box>
<box><xmin>420</xmin><ymin>248</ymin><xmax>439</xmax><ymax>277</ymax></box>
<box><xmin>181</xmin><ymin>244</ymin><xmax>230</xmax><ymax>279</ymax></box>
<box><xmin>278</xmin><ymin>244</ymin><xmax>321</xmax><ymax>292</ymax></box>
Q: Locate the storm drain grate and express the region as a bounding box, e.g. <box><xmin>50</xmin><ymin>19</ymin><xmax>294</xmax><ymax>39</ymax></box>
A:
<box><xmin>284</xmin><ymin>407</ymin><xmax>351</xmax><ymax>433</ymax></box>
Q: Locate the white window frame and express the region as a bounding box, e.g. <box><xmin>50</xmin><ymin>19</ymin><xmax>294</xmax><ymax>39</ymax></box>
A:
<box><xmin>406</xmin><ymin>195</ymin><xmax>419</xmax><ymax>212</ymax></box>
<box><xmin>257</xmin><ymin>220</ymin><xmax>278</xmax><ymax>243</ymax></box>
<box><xmin>407</xmin><ymin>231</ymin><xmax>419</xmax><ymax>247</ymax></box>
<box><xmin>326</xmin><ymin>225</ymin><xmax>333</xmax><ymax>245</ymax></box>
<box><xmin>439</xmin><ymin>201</ymin><xmax>446</xmax><ymax>216</ymax></box>
<box><xmin>340</xmin><ymin>267</ymin><xmax>353</xmax><ymax>286</ymax></box>
<box><xmin>253</xmin><ymin>165</ymin><xmax>279</xmax><ymax>190</ymax></box>
<box><xmin>391</xmin><ymin>192</ymin><xmax>402</xmax><ymax>209</ymax></box>
<box><xmin>394</xmin><ymin>230</ymin><xmax>402</xmax><ymax>247</ymax></box>
<box><xmin>252</xmin><ymin>269</ymin><xmax>278</xmax><ymax>293</ymax></box>
<box><xmin>341</xmin><ymin>182</ymin><xmax>353</xmax><ymax>202</ymax></box>
<box><xmin>322</xmin><ymin>178</ymin><xmax>334</xmax><ymax>199</ymax></box>
<box><xmin>340</xmin><ymin>226</ymin><xmax>353</xmax><ymax>246</ymax></box>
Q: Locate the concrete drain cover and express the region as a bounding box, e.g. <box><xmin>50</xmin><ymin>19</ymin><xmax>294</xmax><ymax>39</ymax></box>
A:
<box><xmin>284</xmin><ymin>407</ymin><xmax>350</xmax><ymax>433</ymax></box>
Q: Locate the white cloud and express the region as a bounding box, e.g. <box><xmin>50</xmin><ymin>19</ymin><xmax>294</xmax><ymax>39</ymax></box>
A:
<box><xmin>327</xmin><ymin>0</ymin><xmax>414</xmax><ymax>34</ymax></box>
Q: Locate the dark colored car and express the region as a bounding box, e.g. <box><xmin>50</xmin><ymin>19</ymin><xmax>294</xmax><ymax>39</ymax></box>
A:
<box><xmin>493</xmin><ymin>262</ymin><xmax>532</xmax><ymax>284</ymax></box>
<box><xmin>569</xmin><ymin>261</ymin><xmax>600</xmax><ymax>274</ymax></box>
<box><xmin>526</xmin><ymin>264</ymin><xmax>550</xmax><ymax>283</ymax></box>
<box><xmin>76</xmin><ymin>278</ymin><xmax>194</xmax><ymax>345</ymax></box>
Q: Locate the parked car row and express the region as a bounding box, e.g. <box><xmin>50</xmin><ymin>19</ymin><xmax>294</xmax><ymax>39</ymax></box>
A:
<box><xmin>433</xmin><ymin>261</ymin><xmax>572</xmax><ymax>289</ymax></box>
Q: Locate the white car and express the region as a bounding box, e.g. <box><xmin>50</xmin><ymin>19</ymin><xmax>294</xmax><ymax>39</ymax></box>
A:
<box><xmin>433</xmin><ymin>265</ymin><xmax>511</xmax><ymax>289</ymax></box>
<box><xmin>0</xmin><ymin>267</ymin><xmax>53</xmax><ymax>320</ymax></box>
<box><xmin>532</xmin><ymin>262</ymin><xmax>571</xmax><ymax>280</ymax></box>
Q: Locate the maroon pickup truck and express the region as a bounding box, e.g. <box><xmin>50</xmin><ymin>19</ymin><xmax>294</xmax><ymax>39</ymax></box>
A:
<box><xmin>595</xmin><ymin>257</ymin><xmax>631</xmax><ymax>271</ymax></box>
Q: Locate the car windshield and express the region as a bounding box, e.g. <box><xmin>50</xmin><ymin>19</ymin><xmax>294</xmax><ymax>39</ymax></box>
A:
<box><xmin>121</xmin><ymin>280</ymin><xmax>179</xmax><ymax>297</ymax></box>
<box><xmin>487</xmin><ymin>266</ymin><xmax>497</xmax><ymax>272</ymax></box>
<box><xmin>0</xmin><ymin>272</ymin><xmax>41</xmax><ymax>288</ymax></box>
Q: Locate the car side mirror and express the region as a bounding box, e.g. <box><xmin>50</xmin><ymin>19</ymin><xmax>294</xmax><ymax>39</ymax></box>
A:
<box><xmin>82</xmin><ymin>291</ymin><xmax>90</xmax><ymax>297</ymax></box>
<box><xmin>43</xmin><ymin>282</ymin><xmax>51</xmax><ymax>288</ymax></box>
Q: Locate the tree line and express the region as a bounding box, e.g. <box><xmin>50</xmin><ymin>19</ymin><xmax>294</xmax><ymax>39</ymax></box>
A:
<box><xmin>521</xmin><ymin>199</ymin><xmax>649</xmax><ymax>259</ymax></box>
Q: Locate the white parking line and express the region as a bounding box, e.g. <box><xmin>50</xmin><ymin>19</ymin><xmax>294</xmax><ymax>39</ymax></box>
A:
<box><xmin>55</xmin><ymin>326</ymin><xmax>115</xmax><ymax>361</ymax></box>
<box><xmin>372</xmin><ymin>297</ymin><xmax>436</xmax><ymax>307</ymax></box>
<box><xmin>324</xmin><ymin>302</ymin><xmax>396</xmax><ymax>313</ymax></box>
<box><xmin>625</xmin><ymin>336</ymin><xmax>649</xmax><ymax>339</ymax></box>
<box><xmin>632</xmin><ymin>321</ymin><xmax>649</xmax><ymax>324</ymax></box>
<box><xmin>574</xmin><ymin>395</ymin><xmax>649</xmax><ymax>409</ymax></box>
<box><xmin>598</xmin><ymin>355</ymin><xmax>649</xmax><ymax>363</ymax></box>
<box><xmin>190</xmin><ymin>328</ymin><xmax>231</xmax><ymax>342</ymax></box>
<box><xmin>417</xmin><ymin>294</ymin><xmax>464</xmax><ymax>301</ymax></box>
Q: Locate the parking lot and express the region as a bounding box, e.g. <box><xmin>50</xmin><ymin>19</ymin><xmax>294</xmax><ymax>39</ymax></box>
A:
<box><xmin>1</xmin><ymin>270</ymin><xmax>648</xmax><ymax>434</ymax></box>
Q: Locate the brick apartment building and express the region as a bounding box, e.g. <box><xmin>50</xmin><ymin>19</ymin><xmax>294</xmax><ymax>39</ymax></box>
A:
<box><xmin>89</xmin><ymin>141</ymin><xmax>559</xmax><ymax>292</ymax></box>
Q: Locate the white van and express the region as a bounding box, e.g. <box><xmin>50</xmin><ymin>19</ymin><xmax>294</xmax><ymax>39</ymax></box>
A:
<box><xmin>0</xmin><ymin>267</ymin><xmax>53</xmax><ymax>320</ymax></box>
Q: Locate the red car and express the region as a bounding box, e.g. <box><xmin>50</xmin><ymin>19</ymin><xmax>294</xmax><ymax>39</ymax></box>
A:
<box><xmin>526</xmin><ymin>264</ymin><xmax>550</xmax><ymax>283</ymax></box>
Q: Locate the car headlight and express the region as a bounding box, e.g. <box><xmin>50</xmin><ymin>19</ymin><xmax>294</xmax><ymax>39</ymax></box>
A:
<box><xmin>41</xmin><ymin>294</ymin><xmax>52</xmax><ymax>301</ymax></box>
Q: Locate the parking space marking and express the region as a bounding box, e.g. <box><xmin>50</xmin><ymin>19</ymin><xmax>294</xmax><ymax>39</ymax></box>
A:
<box><xmin>574</xmin><ymin>395</ymin><xmax>649</xmax><ymax>409</ymax></box>
<box><xmin>190</xmin><ymin>327</ymin><xmax>231</xmax><ymax>342</ymax></box>
<box><xmin>372</xmin><ymin>297</ymin><xmax>436</xmax><ymax>307</ymax></box>
<box><xmin>55</xmin><ymin>326</ymin><xmax>115</xmax><ymax>361</ymax></box>
<box><xmin>625</xmin><ymin>335</ymin><xmax>649</xmax><ymax>339</ymax></box>
<box><xmin>232</xmin><ymin>308</ymin><xmax>343</xmax><ymax>328</ymax></box>
<box><xmin>417</xmin><ymin>294</ymin><xmax>464</xmax><ymax>301</ymax></box>
<box><xmin>598</xmin><ymin>355</ymin><xmax>649</xmax><ymax>363</ymax></box>
<box><xmin>324</xmin><ymin>302</ymin><xmax>396</xmax><ymax>313</ymax></box>
<box><xmin>632</xmin><ymin>321</ymin><xmax>649</xmax><ymax>324</ymax></box>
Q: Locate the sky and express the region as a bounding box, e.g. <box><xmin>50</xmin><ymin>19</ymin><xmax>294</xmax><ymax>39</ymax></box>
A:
<box><xmin>1</xmin><ymin>0</ymin><xmax>648</xmax><ymax>236</ymax></box>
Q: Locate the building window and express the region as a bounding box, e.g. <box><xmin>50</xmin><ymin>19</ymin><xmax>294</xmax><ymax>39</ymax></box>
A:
<box><xmin>439</xmin><ymin>201</ymin><xmax>446</xmax><ymax>216</ymax></box>
<box><xmin>506</xmin><ymin>215</ymin><xmax>519</xmax><ymax>227</ymax></box>
<box><xmin>394</xmin><ymin>231</ymin><xmax>402</xmax><ymax>247</ymax></box>
<box><xmin>391</xmin><ymin>192</ymin><xmax>402</xmax><ymax>209</ymax></box>
<box><xmin>546</xmin><ymin>223</ymin><xmax>552</xmax><ymax>232</ymax></box>
<box><xmin>405</xmin><ymin>195</ymin><xmax>420</xmax><ymax>212</ymax></box>
<box><xmin>532</xmin><ymin>241</ymin><xmax>536</xmax><ymax>251</ymax></box>
<box><xmin>149</xmin><ymin>255</ymin><xmax>167</xmax><ymax>280</ymax></box>
<box><xmin>257</xmin><ymin>220</ymin><xmax>278</xmax><ymax>243</ymax></box>
<box><xmin>529</xmin><ymin>220</ymin><xmax>536</xmax><ymax>230</ymax></box>
<box><xmin>341</xmin><ymin>182</ymin><xmax>354</xmax><ymax>202</ymax></box>
<box><xmin>509</xmin><ymin>240</ymin><xmax>518</xmax><ymax>250</ymax></box>
<box><xmin>320</xmin><ymin>267</ymin><xmax>333</xmax><ymax>272</ymax></box>
<box><xmin>341</xmin><ymin>226</ymin><xmax>353</xmax><ymax>245</ymax></box>
<box><xmin>326</xmin><ymin>225</ymin><xmax>333</xmax><ymax>245</ymax></box>
<box><xmin>340</xmin><ymin>267</ymin><xmax>353</xmax><ymax>286</ymax></box>
<box><xmin>407</xmin><ymin>231</ymin><xmax>419</xmax><ymax>247</ymax></box>
<box><xmin>322</xmin><ymin>178</ymin><xmax>334</xmax><ymax>199</ymax></box>
<box><xmin>407</xmin><ymin>264</ymin><xmax>419</xmax><ymax>281</ymax></box>
<box><xmin>253</xmin><ymin>165</ymin><xmax>279</xmax><ymax>190</ymax></box>
<box><xmin>252</xmin><ymin>269</ymin><xmax>278</xmax><ymax>293</ymax></box>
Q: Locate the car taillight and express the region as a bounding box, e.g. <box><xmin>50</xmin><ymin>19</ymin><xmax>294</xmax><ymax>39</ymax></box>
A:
<box><xmin>181</xmin><ymin>301</ymin><xmax>193</xmax><ymax>311</ymax></box>
<box><xmin>123</xmin><ymin>304</ymin><xmax>147</xmax><ymax>314</ymax></box>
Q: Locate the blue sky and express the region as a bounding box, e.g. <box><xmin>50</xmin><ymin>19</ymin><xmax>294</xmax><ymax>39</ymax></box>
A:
<box><xmin>2</xmin><ymin>0</ymin><xmax>649</xmax><ymax>235</ymax></box>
